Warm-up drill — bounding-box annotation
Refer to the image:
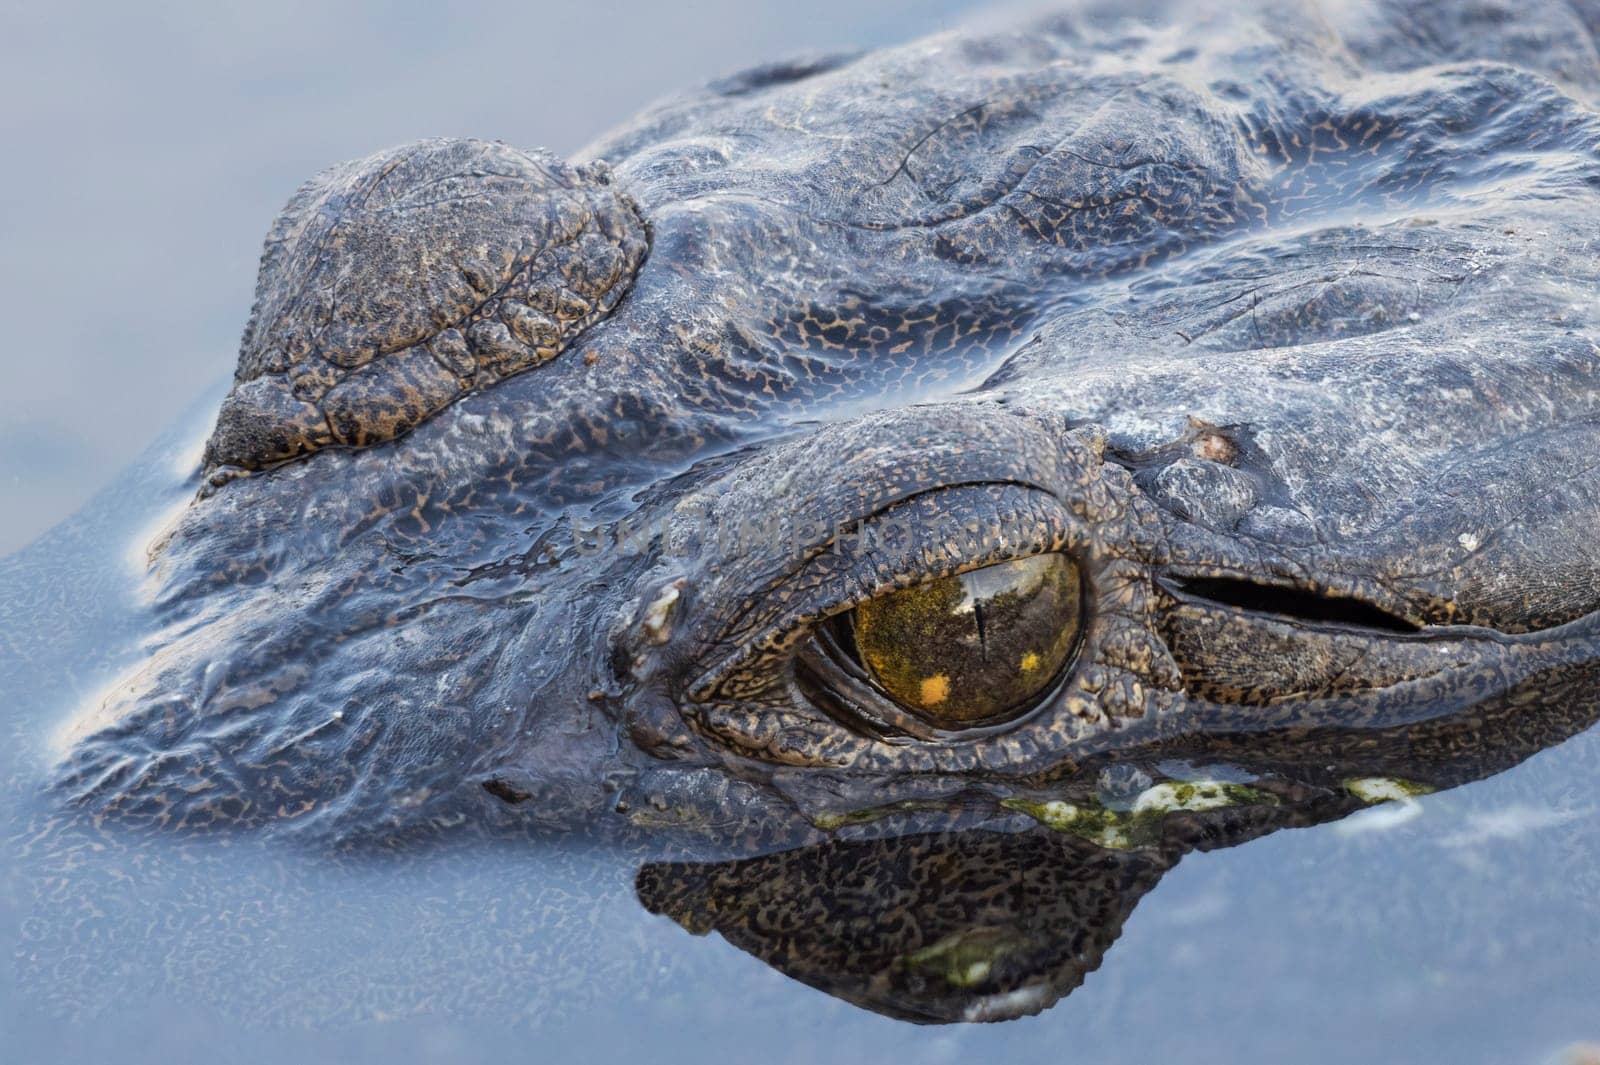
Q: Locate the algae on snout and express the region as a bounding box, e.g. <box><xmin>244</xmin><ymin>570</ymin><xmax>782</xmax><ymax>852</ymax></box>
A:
<box><xmin>1003</xmin><ymin>779</ymin><xmax>1274</xmax><ymax>850</ymax></box>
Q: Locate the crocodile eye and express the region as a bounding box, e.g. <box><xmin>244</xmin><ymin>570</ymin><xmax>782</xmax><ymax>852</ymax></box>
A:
<box><xmin>841</xmin><ymin>553</ymin><xmax>1083</xmax><ymax>727</ymax></box>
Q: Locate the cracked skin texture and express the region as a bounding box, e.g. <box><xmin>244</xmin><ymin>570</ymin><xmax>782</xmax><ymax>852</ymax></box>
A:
<box><xmin>38</xmin><ymin>0</ymin><xmax>1600</xmax><ymax>1023</ymax></box>
<box><xmin>204</xmin><ymin>139</ymin><xmax>649</xmax><ymax>471</ymax></box>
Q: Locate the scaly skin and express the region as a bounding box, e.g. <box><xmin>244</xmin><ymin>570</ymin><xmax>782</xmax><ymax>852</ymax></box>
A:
<box><xmin>205</xmin><ymin>139</ymin><xmax>648</xmax><ymax>471</ymax></box>
<box><xmin>39</xmin><ymin>0</ymin><xmax>1600</xmax><ymax>1021</ymax></box>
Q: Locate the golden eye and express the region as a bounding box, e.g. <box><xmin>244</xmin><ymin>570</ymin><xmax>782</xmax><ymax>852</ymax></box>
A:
<box><xmin>846</xmin><ymin>553</ymin><xmax>1083</xmax><ymax>727</ymax></box>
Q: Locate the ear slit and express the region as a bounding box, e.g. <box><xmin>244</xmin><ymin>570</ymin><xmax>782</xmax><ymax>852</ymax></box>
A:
<box><xmin>1168</xmin><ymin>576</ymin><xmax>1421</xmax><ymax>634</ymax></box>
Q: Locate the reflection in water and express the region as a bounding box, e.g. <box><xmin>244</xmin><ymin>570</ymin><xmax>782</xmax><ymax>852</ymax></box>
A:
<box><xmin>640</xmin><ymin>653</ymin><xmax>1600</xmax><ymax>1023</ymax></box>
<box><xmin>642</xmin><ymin>829</ymin><xmax>1174</xmax><ymax>1023</ymax></box>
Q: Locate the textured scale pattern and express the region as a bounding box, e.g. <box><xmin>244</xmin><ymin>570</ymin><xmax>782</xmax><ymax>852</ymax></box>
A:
<box><xmin>204</xmin><ymin>138</ymin><xmax>648</xmax><ymax>472</ymax></box>
<box><xmin>45</xmin><ymin>0</ymin><xmax>1600</xmax><ymax>876</ymax></box>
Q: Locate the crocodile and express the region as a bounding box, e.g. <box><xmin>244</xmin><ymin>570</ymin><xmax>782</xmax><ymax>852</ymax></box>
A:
<box><xmin>636</xmin><ymin>657</ymin><xmax>1598</xmax><ymax>1022</ymax></box>
<box><xmin>31</xmin><ymin>0</ymin><xmax>1600</xmax><ymax>1022</ymax></box>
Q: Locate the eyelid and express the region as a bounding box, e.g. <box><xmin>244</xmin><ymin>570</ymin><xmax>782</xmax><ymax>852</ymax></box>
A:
<box><xmin>686</xmin><ymin>483</ymin><xmax>1077</xmax><ymax>702</ymax></box>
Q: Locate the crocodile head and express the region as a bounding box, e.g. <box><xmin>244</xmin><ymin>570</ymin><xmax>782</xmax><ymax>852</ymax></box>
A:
<box><xmin>58</xmin><ymin>0</ymin><xmax>1600</xmax><ymax>874</ymax></box>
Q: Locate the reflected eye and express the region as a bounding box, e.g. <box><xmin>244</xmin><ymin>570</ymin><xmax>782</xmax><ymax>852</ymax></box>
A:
<box><xmin>830</xmin><ymin>553</ymin><xmax>1084</xmax><ymax>728</ymax></box>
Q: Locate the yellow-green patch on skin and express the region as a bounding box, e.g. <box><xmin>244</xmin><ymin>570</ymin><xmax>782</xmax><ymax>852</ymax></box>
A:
<box><xmin>808</xmin><ymin>798</ymin><xmax>953</xmax><ymax>831</ymax></box>
<box><xmin>1131</xmin><ymin>780</ymin><xmax>1271</xmax><ymax>814</ymax></box>
<box><xmin>1086</xmin><ymin>824</ymin><xmax>1137</xmax><ymax>850</ymax></box>
<box><xmin>1004</xmin><ymin>781</ymin><xmax>1274</xmax><ymax>849</ymax></box>
<box><xmin>1001</xmin><ymin>797</ymin><xmax>1086</xmax><ymax>830</ymax></box>
<box><xmin>900</xmin><ymin>927</ymin><xmax>1018</xmax><ymax>987</ymax></box>
<box><xmin>641</xmin><ymin>578</ymin><xmax>685</xmax><ymax>645</ymax></box>
<box><xmin>1001</xmin><ymin>797</ymin><xmax>1138</xmax><ymax>849</ymax></box>
<box><xmin>1344</xmin><ymin>777</ymin><xmax>1436</xmax><ymax>804</ymax></box>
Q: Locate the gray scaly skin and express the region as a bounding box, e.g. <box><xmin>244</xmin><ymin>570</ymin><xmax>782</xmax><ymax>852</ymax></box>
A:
<box><xmin>204</xmin><ymin>140</ymin><xmax>647</xmax><ymax>473</ymax></box>
<box><xmin>42</xmin><ymin>0</ymin><xmax>1600</xmax><ymax>1020</ymax></box>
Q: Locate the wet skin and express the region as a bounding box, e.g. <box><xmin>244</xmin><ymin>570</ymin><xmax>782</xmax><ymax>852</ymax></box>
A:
<box><xmin>37</xmin><ymin>0</ymin><xmax>1600</xmax><ymax>1023</ymax></box>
